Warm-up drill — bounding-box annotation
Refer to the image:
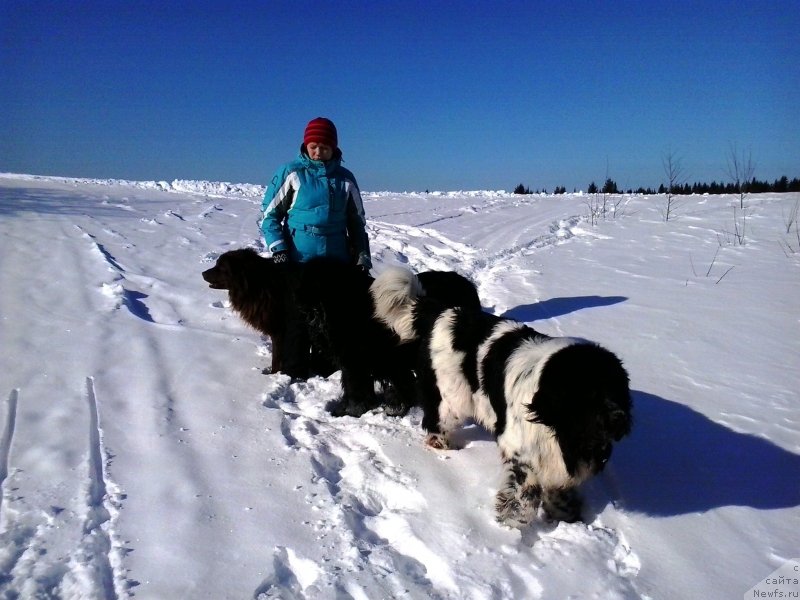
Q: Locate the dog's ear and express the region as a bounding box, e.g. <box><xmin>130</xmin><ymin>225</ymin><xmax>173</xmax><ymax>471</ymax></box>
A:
<box><xmin>605</xmin><ymin>399</ymin><xmax>632</xmax><ymax>440</ymax></box>
<box><xmin>526</xmin><ymin>386</ymin><xmax>566</xmax><ymax>429</ymax></box>
<box><xmin>220</xmin><ymin>255</ymin><xmax>252</xmax><ymax>293</ymax></box>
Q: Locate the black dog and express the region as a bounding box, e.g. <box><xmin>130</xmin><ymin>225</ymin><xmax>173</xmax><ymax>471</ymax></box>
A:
<box><xmin>203</xmin><ymin>249</ymin><xmax>289</xmax><ymax>374</ymax></box>
<box><xmin>372</xmin><ymin>267</ymin><xmax>632</xmax><ymax>524</ymax></box>
<box><xmin>202</xmin><ymin>248</ymin><xmax>336</xmax><ymax>377</ymax></box>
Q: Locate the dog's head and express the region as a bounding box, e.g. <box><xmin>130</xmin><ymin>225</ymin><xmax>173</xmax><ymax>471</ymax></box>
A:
<box><xmin>202</xmin><ymin>248</ymin><xmax>272</xmax><ymax>291</ymax></box>
<box><xmin>528</xmin><ymin>342</ymin><xmax>632</xmax><ymax>479</ymax></box>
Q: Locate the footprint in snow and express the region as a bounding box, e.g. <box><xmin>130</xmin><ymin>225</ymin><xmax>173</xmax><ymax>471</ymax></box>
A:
<box><xmin>254</xmin><ymin>546</ymin><xmax>322</xmax><ymax>600</ymax></box>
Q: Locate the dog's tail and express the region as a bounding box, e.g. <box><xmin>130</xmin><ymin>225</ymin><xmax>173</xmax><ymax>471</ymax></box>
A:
<box><xmin>370</xmin><ymin>266</ymin><xmax>424</xmax><ymax>342</ymax></box>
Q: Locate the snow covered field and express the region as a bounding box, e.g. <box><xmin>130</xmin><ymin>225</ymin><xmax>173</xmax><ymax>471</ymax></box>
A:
<box><xmin>0</xmin><ymin>173</ymin><xmax>797</xmax><ymax>599</ymax></box>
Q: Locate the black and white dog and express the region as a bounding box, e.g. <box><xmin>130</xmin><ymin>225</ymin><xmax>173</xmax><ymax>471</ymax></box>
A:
<box><xmin>371</xmin><ymin>267</ymin><xmax>632</xmax><ymax>524</ymax></box>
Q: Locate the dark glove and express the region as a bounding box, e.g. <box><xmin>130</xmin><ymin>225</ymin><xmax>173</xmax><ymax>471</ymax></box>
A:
<box><xmin>272</xmin><ymin>250</ymin><xmax>289</xmax><ymax>264</ymax></box>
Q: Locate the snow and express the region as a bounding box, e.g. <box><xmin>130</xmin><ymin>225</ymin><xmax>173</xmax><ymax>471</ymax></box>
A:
<box><xmin>0</xmin><ymin>172</ymin><xmax>798</xmax><ymax>599</ymax></box>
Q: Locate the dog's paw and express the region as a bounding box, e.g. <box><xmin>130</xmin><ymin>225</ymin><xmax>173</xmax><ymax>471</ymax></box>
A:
<box><xmin>327</xmin><ymin>399</ymin><xmax>350</xmax><ymax>417</ymax></box>
<box><xmin>495</xmin><ymin>487</ymin><xmax>539</xmax><ymax>528</ymax></box>
<box><xmin>327</xmin><ymin>398</ymin><xmax>372</xmax><ymax>418</ymax></box>
<box><xmin>424</xmin><ymin>433</ymin><xmax>451</xmax><ymax>450</ymax></box>
<box><xmin>281</xmin><ymin>365</ymin><xmax>310</xmax><ymax>380</ymax></box>
<box><xmin>541</xmin><ymin>488</ymin><xmax>583</xmax><ymax>523</ymax></box>
<box><xmin>379</xmin><ymin>386</ymin><xmax>414</xmax><ymax>417</ymax></box>
<box><xmin>383</xmin><ymin>404</ymin><xmax>411</xmax><ymax>417</ymax></box>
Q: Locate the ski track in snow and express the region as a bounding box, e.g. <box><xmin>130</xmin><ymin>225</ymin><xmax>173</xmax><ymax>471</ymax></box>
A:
<box><xmin>0</xmin><ymin>390</ymin><xmax>19</xmax><ymax>522</ymax></box>
<box><xmin>0</xmin><ymin>380</ymin><xmax>131</xmax><ymax>598</ymax></box>
<box><xmin>369</xmin><ymin>215</ymin><xmax>581</xmax><ymax>275</ymax></box>
<box><xmin>368</xmin><ymin>213</ymin><xmax>583</xmax><ymax>313</ymax></box>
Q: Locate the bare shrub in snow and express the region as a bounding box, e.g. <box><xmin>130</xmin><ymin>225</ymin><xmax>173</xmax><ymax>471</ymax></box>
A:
<box><xmin>661</xmin><ymin>148</ymin><xmax>687</xmax><ymax>221</ymax></box>
<box><xmin>725</xmin><ymin>143</ymin><xmax>756</xmax><ymax>209</ymax></box>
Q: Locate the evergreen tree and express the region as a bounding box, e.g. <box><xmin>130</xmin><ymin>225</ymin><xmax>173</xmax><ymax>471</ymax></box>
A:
<box><xmin>513</xmin><ymin>183</ymin><xmax>529</xmax><ymax>195</ymax></box>
<box><xmin>602</xmin><ymin>178</ymin><xmax>619</xmax><ymax>194</ymax></box>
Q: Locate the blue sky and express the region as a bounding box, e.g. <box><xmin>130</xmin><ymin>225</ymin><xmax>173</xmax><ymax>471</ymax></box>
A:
<box><xmin>2</xmin><ymin>1</ymin><xmax>798</xmax><ymax>192</ymax></box>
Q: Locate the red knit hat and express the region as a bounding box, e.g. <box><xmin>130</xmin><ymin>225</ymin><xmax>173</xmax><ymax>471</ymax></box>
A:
<box><xmin>303</xmin><ymin>117</ymin><xmax>338</xmax><ymax>149</ymax></box>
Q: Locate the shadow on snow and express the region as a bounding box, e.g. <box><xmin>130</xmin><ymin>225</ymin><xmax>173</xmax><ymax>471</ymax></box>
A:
<box><xmin>606</xmin><ymin>391</ymin><xmax>800</xmax><ymax>517</ymax></box>
<box><xmin>0</xmin><ymin>186</ymin><xmax>141</xmax><ymax>218</ymax></box>
<box><xmin>502</xmin><ymin>295</ymin><xmax>628</xmax><ymax>322</ymax></box>
<box><xmin>122</xmin><ymin>290</ymin><xmax>154</xmax><ymax>322</ymax></box>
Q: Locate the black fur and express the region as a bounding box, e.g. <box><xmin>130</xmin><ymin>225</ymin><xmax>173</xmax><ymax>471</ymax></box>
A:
<box><xmin>417</xmin><ymin>271</ymin><xmax>481</xmax><ymax>313</ymax></box>
<box><xmin>288</xmin><ymin>258</ymin><xmax>417</xmax><ymax>417</ymax></box>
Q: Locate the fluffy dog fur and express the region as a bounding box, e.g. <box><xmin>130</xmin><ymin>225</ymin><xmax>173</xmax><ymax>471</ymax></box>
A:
<box><xmin>371</xmin><ymin>267</ymin><xmax>632</xmax><ymax>524</ymax></box>
<box><xmin>202</xmin><ymin>248</ymin><xmax>295</xmax><ymax>374</ymax></box>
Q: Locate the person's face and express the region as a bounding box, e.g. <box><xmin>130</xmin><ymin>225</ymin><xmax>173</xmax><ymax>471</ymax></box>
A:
<box><xmin>307</xmin><ymin>142</ymin><xmax>333</xmax><ymax>162</ymax></box>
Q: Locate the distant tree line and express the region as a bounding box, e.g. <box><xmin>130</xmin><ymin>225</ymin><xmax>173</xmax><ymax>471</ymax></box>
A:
<box><xmin>514</xmin><ymin>183</ymin><xmax>570</xmax><ymax>194</ymax></box>
<box><xmin>514</xmin><ymin>175</ymin><xmax>800</xmax><ymax>196</ymax></box>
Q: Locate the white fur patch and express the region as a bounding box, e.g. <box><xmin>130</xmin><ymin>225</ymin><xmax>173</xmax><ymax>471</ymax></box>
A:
<box><xmin>475</xmin><ymin>320</ymin><xmax>528</xmax><ymax>390</ymax></box>
<box><xmin>499</xmin><ymin>336</ymin><xmax>586</xmax><ymax>489</ymax></box>
<box><xmin>467</xmin><ymin>320</ymin><xmax>527</xmax><ymax>431</ymax></box>
<box><xmin>429</xmin><ymin>310</ymin><xmax>489</xmax><ymax>433</ymax></box>
<box><xmin>370</xmin><ymin>267</ymin><xmax>423</xmax><ymax>342</ymax></box>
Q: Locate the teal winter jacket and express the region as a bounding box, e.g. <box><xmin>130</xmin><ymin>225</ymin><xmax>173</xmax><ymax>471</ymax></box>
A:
<box><xmin>260</xmin><ymin>153</ymin><xmax>371</xmax><ymax>268</ymax></box>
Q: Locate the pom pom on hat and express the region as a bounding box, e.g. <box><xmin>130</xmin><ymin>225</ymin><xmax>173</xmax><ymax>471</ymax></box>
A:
<box><xmin>303</xmin><ymin>117</ymin><xmax>338</xmax><ymax>149</ymax></box>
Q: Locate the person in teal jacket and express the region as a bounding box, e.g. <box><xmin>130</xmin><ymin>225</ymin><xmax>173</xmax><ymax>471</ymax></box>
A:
<box><xmin>259</xmin><ymin>117</ymin><xmax>371</xmax><ymax>379</ymax></box>
<box><xmin>260</xmin><ymin>117</ymin><xmax>372</xmax><ymax>272</ymax></box>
